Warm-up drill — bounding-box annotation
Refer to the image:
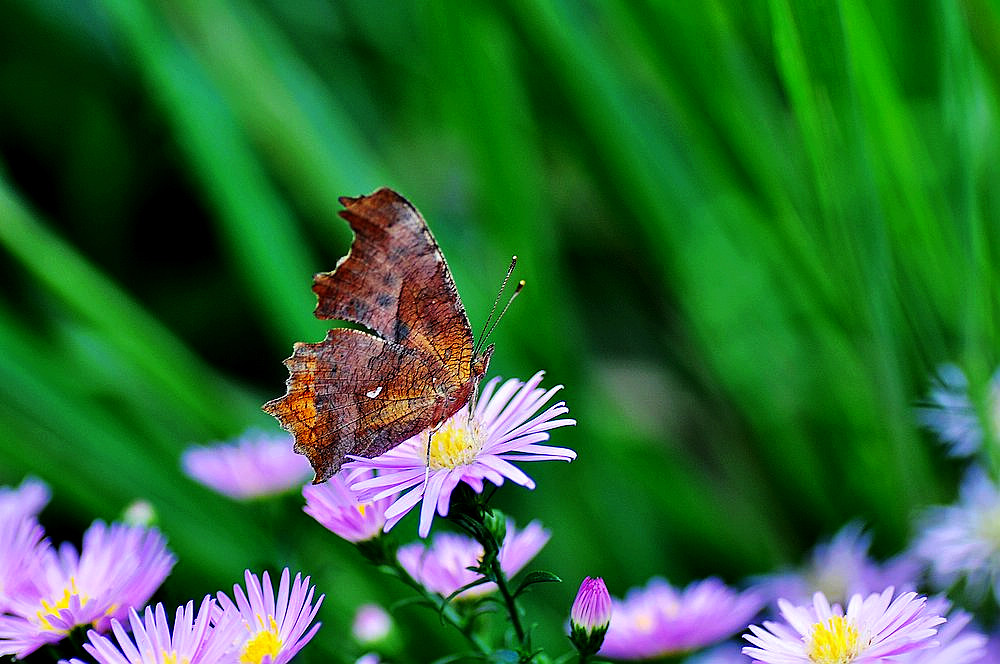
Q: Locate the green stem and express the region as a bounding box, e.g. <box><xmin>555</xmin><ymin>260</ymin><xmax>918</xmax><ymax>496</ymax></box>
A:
<box><xmin>489</xmin><ymin>552</ymin><xmax>527</xmax><ymax>645</ymax></box>
<box><xmin>445</xmin><ymin>486</ymin><xmax>534</xmax><ymax>658</ymax></box>
<box><xmin>387</xmin><ymin>562</ymin><xmax>491</xmax><ymax>655</ymax></box>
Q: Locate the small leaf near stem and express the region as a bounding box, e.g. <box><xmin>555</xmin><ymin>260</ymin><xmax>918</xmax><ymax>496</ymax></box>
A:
<box><xmin>359</xmin><ymin>535</ymin><xmax>491</xmax><ymax>655</ymax></box>
<box><xmin>514</xmin><ymin>571</ymin><xmax>562</xmax><ymax>598</ymax></box>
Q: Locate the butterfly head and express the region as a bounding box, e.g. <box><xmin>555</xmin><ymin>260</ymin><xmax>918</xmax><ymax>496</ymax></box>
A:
<box><xmin>472</xmin><ymin>343</ymin><xmax>494</xmax><ymax>384</ymax></box>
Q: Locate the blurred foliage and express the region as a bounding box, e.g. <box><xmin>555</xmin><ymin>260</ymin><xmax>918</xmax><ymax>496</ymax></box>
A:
<box><xmin>1</xmin><ymin>0</ymin><xmax>999</xmax><ymax>659</ymax></box>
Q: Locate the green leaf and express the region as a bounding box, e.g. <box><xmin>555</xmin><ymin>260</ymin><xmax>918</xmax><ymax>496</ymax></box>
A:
<box><xmin>513</xmin><ymin>570</ymin><xmax>562</xmax><ymax>598</ymax></box>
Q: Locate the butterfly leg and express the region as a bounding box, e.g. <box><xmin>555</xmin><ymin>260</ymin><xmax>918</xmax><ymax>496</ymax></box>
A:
<box><xmin>423</xmin><ymin>427</ymin><xmax>433</xmax><ymax>492</ymax></box>
<box><xmin>422</xmin><ymin>420</ymin><xmax>448</xmax><ymax>492</ymax></box>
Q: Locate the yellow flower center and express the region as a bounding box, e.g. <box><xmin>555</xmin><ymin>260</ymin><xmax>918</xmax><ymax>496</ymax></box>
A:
<box><xmin>160</xmin><ymin>650</ymin><xmax>189</xmax><ymax>664</ymax></box>
<box><xmin>241</xmin><ymin>616</ymin><xmax>283</xmax><ymax>664</ymax></box>
<box><xmin>806</xmin><ymin>615</ymin><xmax>860</xmax><ymax>663</ymax></box>
<box><xmin>36</xmin><ymin>578</ymin><xmax>87</xmax><ymax>633</ymax></box>
<box><xmin>634</xmin><ymin>610</ymin><xmax>655</xmax><ymax>634</ymax></box>
<box><xmin>428</xmin><ymin>415</ymin><xmax>483</xmax><ymax>470</ymax></box>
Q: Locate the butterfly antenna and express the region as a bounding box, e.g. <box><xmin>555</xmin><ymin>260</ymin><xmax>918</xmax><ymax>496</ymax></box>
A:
<box><xmin>482</xmin><ymin>279</ymin><xmax>524</xmax><ymax>345</ymax></box>
<box><xmin>474</xmin><ymin>255</ymin><xmax>519</xmax><ymax>357</ymax></box>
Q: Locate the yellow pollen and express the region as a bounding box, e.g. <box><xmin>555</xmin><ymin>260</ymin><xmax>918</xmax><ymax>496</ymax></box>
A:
<box><xmin>806</xmin><ymin>615</ymin><xmax>860</xmax><ymax>664</ymax></box>
<box><xmin>427</xmin><ymin>416</ymin><xmax>483</xmax><ymax>470</ymax></box>
<box><xmin>160</xmin><ymin>650</ymin><xmax>189</xmax><ymax>664</ymax></box>
<box><xmin>36</xmin><ymin>578</ymin><xmax>87</xmax><ymax>633</ymax></box>
<box><xmin>357</xmin><ymin>502</ymin><xmax>368</xmax><ymax>517</ymax></box>
<box><xmin>241</xmin><ymin>616</ymin><xmax>283</xmax><ymax>664</ymax></box>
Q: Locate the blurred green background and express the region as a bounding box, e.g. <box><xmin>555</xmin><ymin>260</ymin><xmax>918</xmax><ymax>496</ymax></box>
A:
<box><xmin>1</xmin><ymin>0</ymin><xmax>998</xmax><ymax>659</ymax></box>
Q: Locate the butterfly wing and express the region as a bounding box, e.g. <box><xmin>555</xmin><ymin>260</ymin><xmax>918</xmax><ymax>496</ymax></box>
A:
<box><xmin>265</xmin><ymin>188</ymin><xmax>484</xmax><ymax>482</ymax></box>
<box><xmin>316</xmin><ymin>188</ymin><xmax>471</xmax><ymax>346</ymax></box>
<box><xmin>263</xmin><ymin>328</ymin><xmax>448</xmax><ymax>482</ymax></box>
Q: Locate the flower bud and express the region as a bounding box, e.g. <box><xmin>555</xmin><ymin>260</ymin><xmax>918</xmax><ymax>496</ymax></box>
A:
<box><xmin>569</xmin><ymin>576</ymin><xmax>612</xmax><ymax>656</ymax></box>
<box><xmin>352</xmin><ymin>604</ymin><xmax>392</xmax><ymax>644</ymax></box>
<box><xmin>121</xmin><ymin>499</ymin><xmax>157</xmax><ymax>527</ymax></box>
<box><xmin>483</xmin><ymin>507</ymin><xmax>507</xmax><ymax>548</ymax></box>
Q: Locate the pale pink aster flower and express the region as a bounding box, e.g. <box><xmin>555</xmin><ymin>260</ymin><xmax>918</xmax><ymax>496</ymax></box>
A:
<box><xmin>351</xmin><ymin>604</ymin><xmax>392</xmax><ymax>644</ymax></box>
<box><xmin>0</xmin><ymin>521</ymin><xmax>175</xmax><ymax>658</ymax></box>
<box><xmin>215</xmin><ymin>568</ymin><xmax>323</xmax><ymax>664</ymax></box>
<box><xmin>912</xmin><ymin>466</ymin><xmax>1000</xmax><ymax>603</ymax></box>
<box><xmin>743</xmin><ymin>588</ymin><xmax>944</xmax><ymax>664</ymax></box>
<box><xmin>182</xmin><ymin>430</ymin><xmax>313</xmax><ymax>500</ymax></box>
<box><xmin>68</xmin><ymin>596</ymin><xmax>241</xmax><ymax>664</ymax></box>
<box><xmin>0</xmin><ymin>477</ymin><xmax>50</xmax><ymax>521</ymax></box>
<box><xmin>346</xmin><ymin>371</ymin><xmax>575</xmax><ymax>537</ymax></box>
<box><xmin>397</xmin><ymin>520</ymin><xmax>550</xmax><ymax>599</ymax></box>
<box><xmin>0</xmin><ymin>515</ymin><xmax>49</xmax><ymax>612</ymax></box>
<box><xmin>599</xmin><ymin>577</ymin><xmax>762</xmax><ymax>659</ymax></box>
<box><xmin>754</xmin><ymin>522</ymin><xmax>919</xmax><ymax>608</ymax></box>
<box><xmin>303</xmin><ymin>469</ymin><xmax>394</xmax><ymax>543</ymax></box>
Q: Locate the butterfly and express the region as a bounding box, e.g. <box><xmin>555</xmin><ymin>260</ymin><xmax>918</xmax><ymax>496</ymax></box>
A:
<box><xmin>263</xmin><ymin>188</ymin><xmax>496</xmax><ymax>483</ymax></box>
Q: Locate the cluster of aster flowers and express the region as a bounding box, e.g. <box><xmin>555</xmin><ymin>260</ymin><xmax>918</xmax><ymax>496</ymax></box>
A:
<box><xmin>163</xmin><ymin>363</ymin><xmax>1000</xmax><ymax>662</ymax></box>
<box><xmin>0</xmin><ymin>476</ymin><xmax>324</xmax><ymax>664</ymax></box>
<box><xmin>0</xmin><ymin>478</ymin><xmax>175</xmax><ymax>659</ymax></box>
<box><xmin>299</xmin><ymin>371</ymin><xmax>579</xmax><ymax>659</ymax></box>
<box><xmin>179</xmin><ymin>370</ymin><xmax>579</xmax><ymax>660</ymax></box>
<box><xmin>64</xmin><ymin>569</ymin><xmax>323</xmax><ymax>664</ymax></box>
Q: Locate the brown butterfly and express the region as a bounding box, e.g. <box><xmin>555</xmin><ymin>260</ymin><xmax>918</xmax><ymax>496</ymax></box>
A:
<box><xmin>263</xmin><ymin>188</ymin><xmax>495</xmax><ymax>483</ymax></box>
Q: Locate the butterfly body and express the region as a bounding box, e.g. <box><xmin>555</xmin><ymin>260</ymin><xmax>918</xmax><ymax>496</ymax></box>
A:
<box><xmin>263</xmin><ymin>188</ymin><xmax>493</xmax><ymax>483</ymax></box>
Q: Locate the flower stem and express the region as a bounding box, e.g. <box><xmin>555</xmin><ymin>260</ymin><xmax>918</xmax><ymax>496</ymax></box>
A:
<box><xmin>388</xmin><ymin>562</ymin><xmax>492</xmax><ymax>654</ymax></box>
<box><xmin>489</xmin><ymin>552</ymin><xmax>527</xmax><ymax>644</ymax></box>
<box><xmin>358</xmin><ymin>535</ymin><xmax>491</xmax><ymax>655</ymax></box>
<box><xmin>445</xmin><ymin>485</ymin><xmax>538</xmax><ymax>659</ymax></box>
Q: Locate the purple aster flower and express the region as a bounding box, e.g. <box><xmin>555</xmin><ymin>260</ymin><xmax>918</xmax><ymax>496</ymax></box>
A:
<box><xmin>982</xmin><ymin>630</ymin><xmax>1000</xmax><ymax>663</ymax></box>
<box><xmin>569</xmin><ymin>576</ymin><xmax>611</xmax><ymax>656</ymax></box>
<box><xmin>743</xmin><ymin>588</ymin><xmax>944</xmax><ymax>664</ymax></box>
<box><xmin>346</xmin><ymin>371</ymin><xmax>575</xmax><ymax>537</ymax></box>
<box><xmin>0</xmin><ymin>521</ymin><xmax>175</xmax><ymax>658</ymax></box>
<box><xmin>598</xmin><ymin>577</ymin><xmax>763</xmax><ymax>659</ymax></box>
<box><xmin>0</xmin><ymin>514</ymin><xmax>49</xmax><ymax>612</ymax></box>
<box><xmin>0</xmin><ymin>477</ymin><xmax>50</xmax><ymax>521</ymax></box>
<box><xmin>68</xmin><ymin>596</ymin><xmax>241</xmax><ymax>664</ymax></box>
<box><xmin>917</xmin><ymin>364</ymin><xmax>998</xmax><ymax>457</ymax></box>
<box><xmin>754</xmin><ymin>522</ymin><xmax>919</xmax><ymax>608</ymax></box>
<box><xmin>182</xmin><ymin>430</ymin><xmax>313</xmax><ymax>500</ymax></box>
<box><xmin>303</xmin><ymin>469</ymin><xmax>395</xmax><ymax>543</ymax></box>
<box><xmin>215</xmin><ymin>568</ymin><xmax>323</xmax><ymax>664</ymax></box>
<box><xmin>911</xmin><ymin>466</ymin><xmax>1000</xmax><ymax>603</ymax></box>
<box><xmin>397</xmin><ymin>519</ymin><xmax>550</xmax><ymax>599</ymax></box>
<box><xmin>889</xmin><ymin>597</ymin><xmax>986</xmax><ymax>664</ymax></box>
